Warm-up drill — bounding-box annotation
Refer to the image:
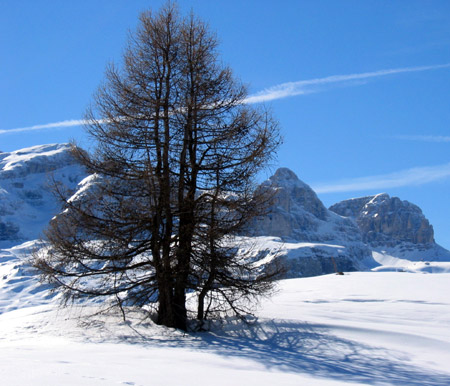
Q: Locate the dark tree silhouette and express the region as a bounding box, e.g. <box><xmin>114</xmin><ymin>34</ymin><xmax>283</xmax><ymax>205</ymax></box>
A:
<box><xmin>34</xmin><ymin>2</ymin><xmax>280</xmax><ymax>331</ymax></box>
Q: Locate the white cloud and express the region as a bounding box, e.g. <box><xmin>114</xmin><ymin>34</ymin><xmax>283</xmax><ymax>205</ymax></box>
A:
<box><xmin>312</xmin><ymin>163</ymin><xmax>450</xmax><ymax>194</ymax></box>
<box><xmin>2</xmin><ymin>63</ymin><xmax>450</xmax><ymax>135</ymax></box>
<box><xmin>395</xmin><ymin>135</ymin><xmax>450</xmax><ymax>143</ymax></box>
<box><xmin>244</xmin><ymin>63</ymin><xmax>450</xmax><ymax>104</ymax></box>
<box><xmin>0</xmin><ymin>118</ymin><xmax>113</xmax><ymax>136</ymax></box>
<box><xmin>0</xmin><ymin>119</ymin><xmax>87</xmax><ymax>135</ymax></box>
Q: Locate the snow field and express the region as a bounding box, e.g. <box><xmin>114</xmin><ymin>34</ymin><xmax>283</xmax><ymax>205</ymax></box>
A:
<box><xmin>1</xmin><ymin>242</ymin><xmax>449</xmax><ymax>385</ymax></box>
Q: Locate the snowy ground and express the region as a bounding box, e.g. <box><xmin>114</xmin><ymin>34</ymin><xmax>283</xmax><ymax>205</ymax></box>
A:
<box><xmin>0</xmin><ymin>243</ymin><xmax>449</xmax><ymax>385</ymax></box>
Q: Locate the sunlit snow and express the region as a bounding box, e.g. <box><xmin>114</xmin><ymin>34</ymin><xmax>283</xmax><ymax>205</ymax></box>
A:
<box><xmin>1</xmin><ymin>144</ymin><xmax>449</xmax><ymax>385</ymax></box>
<box><xmin>0</xmin><ymin>242</ymin><xmax>449</xmax><ymax>385</ymax></box>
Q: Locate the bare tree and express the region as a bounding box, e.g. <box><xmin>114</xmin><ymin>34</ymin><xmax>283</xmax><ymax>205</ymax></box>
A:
<box><xmin>34</xmin><ymin>2</ymin><xmax>280</xmax><ymax>331</ymax></box>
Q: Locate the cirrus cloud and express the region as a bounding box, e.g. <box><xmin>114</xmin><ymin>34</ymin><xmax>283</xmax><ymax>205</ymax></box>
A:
<box><xmin>312</xmin><ymin>162</ymin><xmax>450</xmax><ymax>194</ymax></box>
<box><xmin>2</xmin><ymin>63</ymin><xmax>450</xmax><ymax>135</ymax></box>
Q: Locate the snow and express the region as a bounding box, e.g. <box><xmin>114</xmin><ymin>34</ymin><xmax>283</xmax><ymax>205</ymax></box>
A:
<box><xmin>0</xmin><ymin>143</ymin><xmax>86</xmax><ymax>247</ymax></box>
<box><xmin>67</xmin><ymin>173</ymin><xmax>100</xmax><ymax>203</ymax></box>
<box><xmin>1</xmin><ymin>147</ymin><xmax>449</xmax><ymax>384</ymax></box>
<box><xmin>0</xmin><ymin>143</ymin><xmax>75</xmax><ymax>176</ymax></box>
<box><xmin>1</xmin><ymin>242</ymin><xmax>449</xmax><ymax>385</ymax></box>
<box><xmin>372</xmin><ymin>250</ymin><xmax>450</xmax><ymax>273</ymax></box>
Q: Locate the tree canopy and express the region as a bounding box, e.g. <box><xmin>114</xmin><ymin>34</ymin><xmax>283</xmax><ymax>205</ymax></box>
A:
<box><xmin>34</xmin><ymin>2</ymin><xmax>281</xmax><ymax>331</ymax></box>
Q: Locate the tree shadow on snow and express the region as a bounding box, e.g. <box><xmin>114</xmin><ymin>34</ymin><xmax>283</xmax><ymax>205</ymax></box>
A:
<box><xmin>192</xmin><ymin>318</ymin><xmax>450</xmax><ymax>386</ymax></box>
<box><xmin>77</xmin><ymin>310</ymin><xmax>450</xmax><ymax>386</ymax></box>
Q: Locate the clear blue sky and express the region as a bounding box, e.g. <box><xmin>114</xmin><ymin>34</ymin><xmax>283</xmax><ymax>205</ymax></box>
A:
<box><xmin>1</xmin><ymin>1</ymin><xmax>450</xmax><ymax>248</ymax></box>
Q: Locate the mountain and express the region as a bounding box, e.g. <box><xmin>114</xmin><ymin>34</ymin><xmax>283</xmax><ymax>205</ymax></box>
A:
<box><xmin>329</xmin><ymin>193</ymin><xmax>450</xmax><ymax>263</ymax></box>
<box><xmin>1</xmin><ymin>144</ymin><xmax>448</xmax><ymax>277</ymax></box>
<box><xmin>0</xmin><ymin>144</ymin><xmax>87</xmax><ymax>247</ymax></box>
<box><xmin>248</xmin><ymin>168</ymin><xmax>376</xmax><ymax>277</ymax></box>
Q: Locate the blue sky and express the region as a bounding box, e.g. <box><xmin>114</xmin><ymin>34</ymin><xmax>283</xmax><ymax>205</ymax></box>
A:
<box><xmin>1</xmin><ymin>1</ymin><xmax>450</xmax><ymax>248</ymax></box>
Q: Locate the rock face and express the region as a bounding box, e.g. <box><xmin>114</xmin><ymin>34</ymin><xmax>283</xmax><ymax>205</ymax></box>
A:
<box><xmin>252</xmin><ymin>168</ymin><xmax>327</xmax><ymax>240</ymax></box>
<box><xmin>330</xmin><ymin>193</ymin><xmax>450</xmax><ymax>261</ymax></box>
<box><xmin>250</xmin><ymin>168</ymin><xmax>375</xmax><ymax>277</ymax></box>
<box><xmin>329</xmin><ymin>194</ymin><xmax>434</xmax><ymax>247</ymax></box>
<box><xmin>0</xmin><ymin>144</ymin><xmax>86</xmax><ymax>246</ymax></box>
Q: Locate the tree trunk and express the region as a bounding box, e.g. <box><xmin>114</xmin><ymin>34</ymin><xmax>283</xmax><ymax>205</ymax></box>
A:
<box><xmin>157</xmin><ymin>277</ymin><xmax>176</xmax><ymax>328</ymax></box>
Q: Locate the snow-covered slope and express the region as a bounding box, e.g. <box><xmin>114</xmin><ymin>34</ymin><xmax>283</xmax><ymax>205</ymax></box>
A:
<box><xmin>1</xmin><ymin>146</ymin><xmax>450</xmax><ymax>385</ymax></box>
<box><xmin>330</xmin><ymin>193</ymin><xmax>450</xmax><ymax>264</ymax></box>
<box><xmin>250</xmin><ymin>168</ymin><xmax>376</xmax><ymax>277</ymax></box>
<box><xmin>0</xmin><ymin>144</ymin><xmax>86</xmax><ymax>247</ymax></box>
<box><xmin>1</xmin><ymin>249</ymin><xmax>449</xmax><ymax>385</ymax></box>
<box><xmin>0</xmin><ymin>241</ymin><xmax>54</xmax><ymax>314</ymax></box>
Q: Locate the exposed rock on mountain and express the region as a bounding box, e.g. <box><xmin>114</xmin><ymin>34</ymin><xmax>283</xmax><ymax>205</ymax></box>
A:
<box><xmin>250</xmin><ymin>168</ymin><xmax>375</xmax><ymax>277</ymax></box>
<box><xmin>2</xmin><ymin>143</ymin><xmax>449</xmax><ymax>275</ymax></box>
<box><xmin>330</xmin><ymin>193</ymin><xmax>450</xmax><ymax>262</ymax></box>
<box><xmin>0</xmin><ymin>144</ymin><xmax>86</xmax><ymax>246</ymax></box>
<box><xmin>329</xmin><ymin>193</ymin><xmax>434</xmax><ymax>246</ymax></box>
<box><xmin>252</xmin><ymin>168</ymin><xmax>327</xmax><ymax>239</ymax></box>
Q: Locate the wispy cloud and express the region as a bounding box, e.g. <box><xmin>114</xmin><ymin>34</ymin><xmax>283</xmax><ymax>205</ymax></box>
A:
<box><xmin>395</xmin><ymin>135</ymin><xmax>450</xmax><ymax>143</ymax></box>
<box><xmin>0</xmin><ymin>118</ymin><xmax>113</xmax><ymax>136</ymax></box>
<box><xmin>0</xmin><ymin>119</ymin><xmax>87</xmax><ymax>135</ymax></box>
<box><xmin>312</xmin><ymin>163</ymin><xmax>450</xmax><ymax>194</ymax></box>
<box><xmin>244</xmin><ymin>63</ymin><xmax>450</xmax><ymax>104</ymax></box>
<box><xmin>2</xmin><ymin>63</ymin><xmax>450</xmax><ymax>135</ymax></box>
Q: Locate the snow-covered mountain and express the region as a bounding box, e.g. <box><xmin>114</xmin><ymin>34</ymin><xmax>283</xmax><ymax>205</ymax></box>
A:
<box><xmin>330</xmin><ymin>193</ymin><xmax>450</xmax><ymax>263</ymax></box>
<box><xmin>1</xmin><ymin>144</ymin><xmax>449</xmax><ymax>277</ymax></box>
<box><xmin>0</xmin><ymin>144</ymin><xmax>86</xmax><ymax>247</ymax></box>
<box><xmin>248</xmin><ymin>168</ymin><xmax>376</xmax><ymax>277</ymax></box>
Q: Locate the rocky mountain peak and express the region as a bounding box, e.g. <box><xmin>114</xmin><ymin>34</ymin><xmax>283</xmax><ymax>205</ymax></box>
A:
<box><xmin>261</xmin><ymin>168</ymin><xmax>328</xmax><ymax>222</ymax></box>
<box><xmin>252</xmin><ymin>167</ymin><xmax>372</xmax><ymax>246</ymax></box>
<box><xmin>250</xmin><ymin>168</ymin><xmax>374</xmax><ymax>276</ymax></box>
<box><xmin>269</xmin><ymin>167</ymin><xmax>304</xmax><ymax>184</ymax></box>
<box><xmin>330</xmin><ymin>193</ymin><xmax>435</xmax><ymax>247</ymax></box>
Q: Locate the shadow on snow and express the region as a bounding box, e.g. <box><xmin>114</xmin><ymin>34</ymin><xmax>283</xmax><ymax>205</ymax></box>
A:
<box><xmin>194</xmin><ymin>319</ymin><xmax>450</xmax><ymax>386</ymax></box>
<box><xmin>82</xmin><ymin>312</ymin><xmax>450</xmax><ymax>386</ymax></box>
